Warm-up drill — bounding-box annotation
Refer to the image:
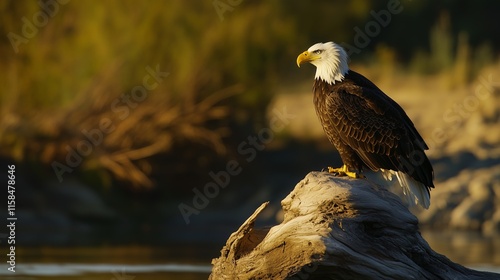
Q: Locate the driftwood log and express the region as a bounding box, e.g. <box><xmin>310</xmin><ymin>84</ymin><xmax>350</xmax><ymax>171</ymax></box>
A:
<box><xmin>210</xmin><ymin>171</ymin><xmax>499</xmax><ymax>280</ymax></box>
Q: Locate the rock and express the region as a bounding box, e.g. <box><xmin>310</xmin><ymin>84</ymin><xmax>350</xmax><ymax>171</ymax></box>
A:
<box><xmin>416</xmin><ymin>166</ymin><xmax>499</xmax><ymax>232</ymax></box>
<box><xmin>468</xmin><ymin>178</ymin><xmax>492</xmax><ymax>200</ymax></box>
<box><xmin>483</xmin><ymin>207</ymin><xmax>500</xmax><ymax>235</ymax></box>
<box><xmin>450</xmin><ymin>197</ymin><xmax>493</xmax><ymax>230</ymax></box>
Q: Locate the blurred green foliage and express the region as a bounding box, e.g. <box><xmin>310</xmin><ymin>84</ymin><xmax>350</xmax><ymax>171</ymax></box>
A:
<box><xmin>1</xmin><ymin>1</ymin><xmax>291</xmax><ymax>113</ymax></box>
<box><xmin>0</xmin><ymin>1</ymin><xmax>498</xmax><ymax>188</ymax></box>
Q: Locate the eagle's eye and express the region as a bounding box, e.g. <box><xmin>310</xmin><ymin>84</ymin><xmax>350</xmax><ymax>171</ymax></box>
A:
<box><xmin>313</xmin><ymin>49</ymin><xmax>323</xmax><ymax>54</ymax></box>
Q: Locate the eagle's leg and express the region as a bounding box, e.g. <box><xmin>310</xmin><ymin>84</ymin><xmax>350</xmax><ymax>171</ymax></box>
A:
<box><xmin>328</xmin><ymin>165</ymin><xmax>365</xmax><ymax>179</ymax></box>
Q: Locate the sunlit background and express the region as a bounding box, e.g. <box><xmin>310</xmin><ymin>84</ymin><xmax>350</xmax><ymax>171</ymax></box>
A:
<box><xmin>1</xmin><ymin>0</ymin><xmax>499</xmax><ymax>279</ymax></box>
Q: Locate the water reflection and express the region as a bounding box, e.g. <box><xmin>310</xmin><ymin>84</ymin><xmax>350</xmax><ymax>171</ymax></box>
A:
<box><xmin>3</xmin><ymin>231</ymin><xmax>499</xmax><ymax>278</ymax></box>
<box><xmin>0</xmin><ymin>263</ymin><xmax>211</xmax><ymax>278</ymax></box>
<box><xmin>422</xmin><ymin>230</ymin><xmax>500</xmax><ymax>265</ymax></box>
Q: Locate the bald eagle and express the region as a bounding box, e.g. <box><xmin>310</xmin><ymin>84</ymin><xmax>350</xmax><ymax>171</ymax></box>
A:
<box><xmin>297</xmin><ymin>42</ymin><xmax>434</xmax><ymax>208</ymax></box>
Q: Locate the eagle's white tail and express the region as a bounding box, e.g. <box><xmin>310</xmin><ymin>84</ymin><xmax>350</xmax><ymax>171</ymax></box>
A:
<box><xmin>381</xmin><ymin>169</ymin><xmax>430</xmax><ymax>209</ymax></box>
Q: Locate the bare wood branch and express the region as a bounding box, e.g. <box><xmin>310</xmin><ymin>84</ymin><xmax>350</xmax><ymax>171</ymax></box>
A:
<box><xmin>210</xmin><ymin>172</ymin><xmax>500</xmax><ymax>280</ymax></box>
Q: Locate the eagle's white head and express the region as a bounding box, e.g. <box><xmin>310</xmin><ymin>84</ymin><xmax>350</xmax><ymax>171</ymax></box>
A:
<box><xmin>296</xmin><ymin>42</ymin><xmax>349</xmax><ymax>84</ymax></box>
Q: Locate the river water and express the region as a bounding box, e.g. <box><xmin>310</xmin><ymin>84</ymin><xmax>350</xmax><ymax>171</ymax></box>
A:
<box><xmin>1</xmin><ymin>230</ymin><xmax>499</xmax><ymax>279</ymax></box>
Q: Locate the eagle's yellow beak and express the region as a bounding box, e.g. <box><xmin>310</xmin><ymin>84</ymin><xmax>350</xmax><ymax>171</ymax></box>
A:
<box><xmin>296</xmin><ymin>51</ymin><xmax>318</xmax><ymax>67</ymax></box>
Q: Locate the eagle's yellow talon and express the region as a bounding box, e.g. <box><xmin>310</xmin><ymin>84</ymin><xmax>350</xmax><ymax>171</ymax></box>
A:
<box><xmin>327</xmin><ymin>165</ymin><xmax>364</xmax><ymax>179</ymax></box>
<box><xmin>327</xmin><ymin>166</ymin><xmax>339</xmax><ymax>173</ymax></box>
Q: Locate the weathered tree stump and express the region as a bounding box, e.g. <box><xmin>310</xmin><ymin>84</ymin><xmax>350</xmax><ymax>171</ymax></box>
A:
<box><xmin>210</xmin><ymin>171</ymin><xmax>500</xmax><ymax>280</ymax></box>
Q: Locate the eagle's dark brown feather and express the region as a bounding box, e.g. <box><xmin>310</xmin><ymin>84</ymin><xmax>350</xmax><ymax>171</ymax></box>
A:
<box><xmin>313</xmin><ymin>70</ymin><xmax>434</xmax><ymax>190</ymax></box>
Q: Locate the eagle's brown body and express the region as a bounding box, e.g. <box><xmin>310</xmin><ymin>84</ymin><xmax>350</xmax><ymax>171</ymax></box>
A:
<box><xmin>297</xmin><ymin>41</ymin><xmax>434</xmax><ymax>208</ymax></box>
<box><xmin>313</xmin><ymin>70</ymin><xmax>434</xmax><ymax>190</ymax></box>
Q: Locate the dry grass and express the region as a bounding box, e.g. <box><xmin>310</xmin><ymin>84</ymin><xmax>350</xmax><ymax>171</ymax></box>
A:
<box><xmin>0</xmin><ymin>62</ymin><xmax>242</xmax><ymax>187</ymax></box>
<box><xmin>0</xmin><ymin>1</ymin><xmax>297</xmax><ymax>188</ymax></box>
